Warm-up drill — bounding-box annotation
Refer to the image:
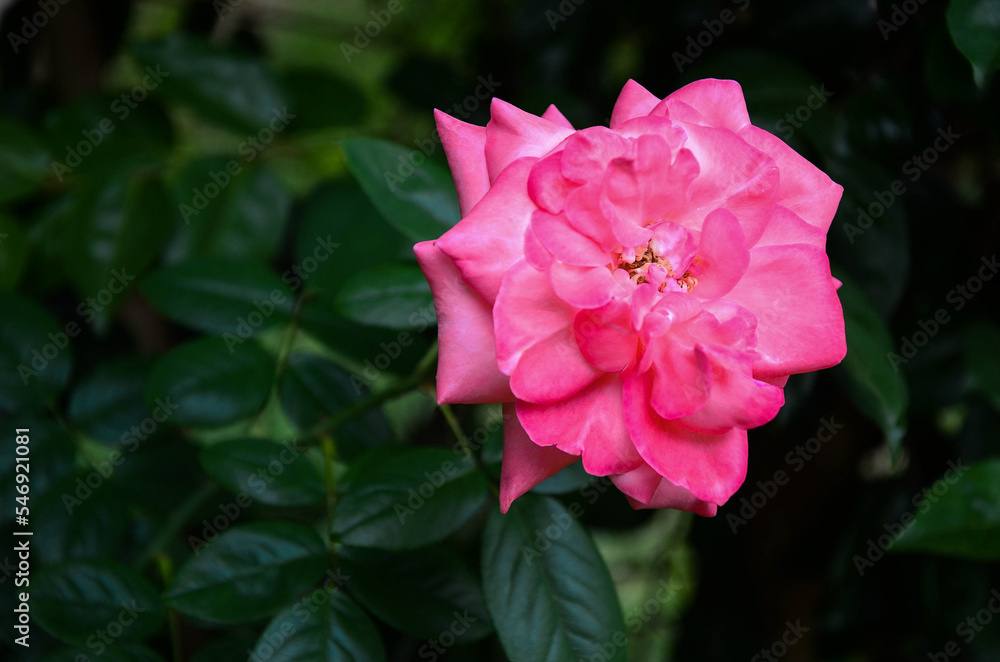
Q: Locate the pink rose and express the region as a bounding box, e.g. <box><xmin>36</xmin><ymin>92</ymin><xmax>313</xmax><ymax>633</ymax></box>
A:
<box><xmin>414</xmin><ymin>79</ymin><xmax>846</xmax><ymax>516</ymax></box>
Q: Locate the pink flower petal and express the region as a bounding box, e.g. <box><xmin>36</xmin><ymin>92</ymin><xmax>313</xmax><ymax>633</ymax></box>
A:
<box><xmin>500</xmin><ymin>403</ymin><xmax>578</xmax><ymax>513</ymax></box>
<box><xmin>738</xmin><ymin>125</ymin><xmax>844</xmax><ymax>233</ymax></box>
<box><xmin>542</xmin><ymin>104</ymin><xmax>574</xmax><ymax>129</ymax></box>
<box><xmin>527</xmin><ymin>152</ymin><xmax>575</xmax><ymax>213</ymax></box>
<box><xmin>573</xmin><ymin>300</ymin><xmax>637</xmax><ymax>373</ymax></box>
<box><xmin>485</xmin><ymin>98</ymin><xmax>575</xmax><ymax>183</ymax></box>
<box><xmin>624</xmin><ymin>369</ymin><xmax>749</xmax><ymax>504</ymax></box>
<box><xmin>493</xmin><ymin>261</ymin><xmax>602</xmax><ymax>403</ymax></box>
<box><xmin>548</xmin><ymin>262</ymin><xmax>619</xmax><ymax>309</ymax></box>
<box><xmin>725</xmin><ymin>244</ymin><xmax>847</xmax><ymax>378</ymax></box>
<box><xmin>414</xmin><ymin>241</ymin><xmax>513</xmax><ymax>404</ymax></box>
<box><xmin>434</xmin><ymin>109</ymin><xmax>490</xmax><ymax>216</ymax></box>
<box><xmin>516</xmin><ymin>375</ymin><xmax>642</xmax><ymax>475</ymax></box>
<box><xmin>532</xmin><ymin>209</ymin><xmax>610</xmax><ymax>267</ymax></box>
<box><xmin>610</xmin><ymin>79</ymin><xmax>661</xmax><ymax>128</ymax></box>
<box><xmin>437</xmin><ymin>157</ymin><xmax>536</xmax><ymax>302</ymax></box>
<box><xmin>612</xmin><ymin>463</ymin><xmax>717</xmax><ymax>516</ymax></box>
<box><xmin>694</xmin><ymin>209</ymin><xmax>750</xmax><ymax>300</ymax></box>
<box><xmin>753</xmin><ymin>204</ymin><xmax>827</xmax><ymax>250</ymax></box>
<box><xmin>663</xmin><ymin>79</ymin><xmax>751</xmax><ymax>133</ymax></box>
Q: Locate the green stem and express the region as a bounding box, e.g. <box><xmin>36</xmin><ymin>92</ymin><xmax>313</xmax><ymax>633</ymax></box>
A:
<box><xmin>321</xmin><ymin>434</ymin><xmax>338</xmax><ymax>567</ymax></box>
<box><xmin>303</xmin><ymin>342</ymin><xmax>439</xmax><ymax>443</ymax></box>
<box><xmin>155</xmin><ymin>554</ymin><xmax>184</xmax><ymax>662</ymax></box>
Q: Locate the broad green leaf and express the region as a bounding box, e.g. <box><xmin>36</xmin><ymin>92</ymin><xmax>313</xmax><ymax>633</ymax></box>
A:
<box><xmin>277</xmin><ymin>353</ymin><xmax>394</xmax><ymax>460</ymax></box>
<box><xmin>251</xmin><ymin>590</ymin><xmax>386</xmax><ymax>662</ymax></box>
<box><xmin>332</xmin><ymin>448</ymin><xmax>489</xmax><ymax>550</ymax></box>
<box><xmin>0</xmin><ymin>215</ymin><xmax>27</xmax><ymax>289</ymax></box>
<box><xmin>132</xmin><ymin>33</ymin><xmax>287</xmax><ymax>133</ymax></box>
<box><xmin>335</xmin><ymin>263</ymin><xmax>434</xmax><ymax>330</ymax></box>
<box><xmin>113</xmin><ymin>437</ymin><xmax>201</xmax><ymax>519</ymax></box>
<box><xmin>0</xmin><ymin>293</ymin><xmax>73</xmax><ymax>413</ymax></box>
<box><xmin>966</xmin><ymin>323</ymin><xmax>1000</xmax><ymax>411</ymax></box>
<box><xmin>339</xmin><ymin>545</ymin><xmax>492</xmax><ymax>641</ymax></box>
<box><xmin>893</xmin><ymin>458</ymin><xmax>1000</xmax><ymax>560</ymax></box>
<box><xmin>278</xmin><ymin>69</ymin><xmax>369</xmax><ymax>130</ymax></box>
<box><xmin>167</xmin><ymin>158</ymin><xmax>292</xmax><ymax>263</ymax></box>
<box><xmin>947</xmin><ymin>0</ymin><xmax>1000</xmax><ymax>86</ymax></box>
<box><xmin>43</xmin><ymin>95</ymin><xmax>172</xmax><ymax>177</ymax></box>
<box><xmin>482</xmin><ymin>495</ymin><xmax>627</xmax><ymax>662</ymax></box>
<box><xmin>200</xmin><ymin>438</ymin><xmax>324</xmax><ymax>507</ymax></box>
<box><xmin>33</xmin><ymin>474</ymin><xmax>129</xmax><ymax>565</ymax></box>
<box><xmin>298</xmin><ymin>293</ymin><xmax>433</xmax><ymax>377</ymax></box>
<box><xmin>66</xmin><ymin>167</ymin><xmax>174</xmax><ymax>328</ymax></box>
<box><xmin>34</xmin><ymin>560</ymin><xmax>165</xmax><ymax>645</ymax></box>
<box><xmin>141</xmin><ymin>259</ymin><xmax>295</xmax><ymax>337</ymax></box>
<box><xmin>294</xmin><ymin>180</ymin><xmax>410</xmax><ymax>293</ymax></box>
<box><xmin>68</xmin><ymin>357</ymin><xmax>153</xmax><ymax>445</ymax></box>
<box><xmin>835</xmin><ymin>277</ymin><xmax>908</xmax><ymax>461</ymax></box>
<box><xmin>190</xmin><ymin>635</ymin><xmax>258</xmax><ymax>662</ymax></box>
<box><xmin>164</xmin><ymin>521</ymin><xmax>327</xmax><ymax>624</ymax></box>
<box><xmin>342</xmin><ymin>137</ymin><xmax>460</xmax><ymax>242</ymax></box>
<box><xmin>145</xmin><ymin>338</ymin><xmax>274</xmax><ymax>427</ymax></box>
<box><xmin>0</xmin><ymin>116</ymin><xmax>50</xmax><ymax>203</ymax></box>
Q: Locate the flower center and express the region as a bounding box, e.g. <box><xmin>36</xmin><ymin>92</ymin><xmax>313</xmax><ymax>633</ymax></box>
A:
<box><xmin>615</xmin><ymin>246</ymin><xmax>699</xmax><ymax>292</ymax></box>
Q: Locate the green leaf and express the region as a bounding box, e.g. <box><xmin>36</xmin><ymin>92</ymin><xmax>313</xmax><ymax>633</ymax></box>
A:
<box><xmin>190</xmin><ymin>635</ymin><xmax>259</xmax><ymax>662</ymax></box>
<box><xmin>34</xmin><ymin>560</ymin><xmax>165</xmax><ymax>645</ymax></box>
<box><xmin>966</xmin><ymin>323</ymin><xmax>1000</xmax><ymax>411</ymax></box>
<box><xmin>947</xmin><ymin>0</ymin><xmax>1000</xmax><ymax>86</ymax></box>
<box><xmin>66</xmin><ymin>167</ymin><xmax>174</xmax><ymax>327</ymax></box>
<box><xmin>132</xmin><ymin>33</ymin><xmax>287</xmax><ymax>133</ymax></box>
<box><xmin>482</xmin><ymin>494</ymin><xmax>627</xmax><ymax>662</ymax></box>
<box><xmin>68</xmin><ymin>357</ymin><xmax>153</xmax><ymax>445</ymax></box>
<box><xmin>294</xmin><ymin>180</ymin><xmax>410</xmax><ymax>294</ymax></box>
<box><xmin>164</xmin><ymin>521</ymin><xmax>327</xmax><ymax>624</ymax></box>
<box><xmin>0</xmin><ymin>215</ymin><xmax>27</xmax><ymax>289</ymax></box>
<box><xmin>339</xmin><ymin>545</ymin><xmax>492</xmax><ymax>641</ymax></box>
<box><xmin>200</xmin><ymin>438</ymin><xmax>324</xmax><ymax>507</ymax></box>
<box><xmin>0</xmin><ymin>293</ymin><xmax>73</xmax><ymax>413</ymax></box>
<box><xmin>835</xmin><ymin>276</ymin><xmax>908</xmax><ymax>461</ymax></box>
<box><xmin>251</xmin><ymin>590</ymin><xmax>386</xmax><ymax>662</ymax></box>
<box><xmin>893</xmin><ymin>458</ymin><xmax>1000</xmax><ymax>560</ymax></box>
<box><xmin>298</xmin><ymin>295</ymin><xmax>433</xmax><ymax>378</ymax></box>
<box><xmin>278</xmin><ymin>69</ymin><xmax>369</xmax><ymax>130</ymax></box>
<box><xmin>145</xmin><ymin>337</ymin><xmax>274</xmax><ymax>427</ymax></box>
<box><xmin>277</xmin><ymin>353</ymin><xmax>394</xmax><ymax>460</ymax></box>
<box><xmin>167</xmin><ymin>159</ymin><xmax>292</xmax><ymax>263</ymax></box>
<box><xmin>335</xmin><ymin>263</ymin><xmax>434</xmax><ymax>330</ymax></box>
<box><xmin>332</xmin><ymin>448</ymin><xmax>489</xmax><ymax>550</ymax></box>
<box><xmin>0</xmin><ymin>116</ymin><xmax>50</xmax><ymax>203</ymax></box>
<box><xmin>342</xmin><ymin>137</ymin><xmax>460</xmax><ymax>242</ymax></box>
<box><xmin>33</xmin><ymin>474</ymin><xmax>129</xmax><ymax>565</ymax></box>
<box><xmin>141</xmin><ymin>259</ymin><xmax>295</xmax><ymax>337</ymax></box>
